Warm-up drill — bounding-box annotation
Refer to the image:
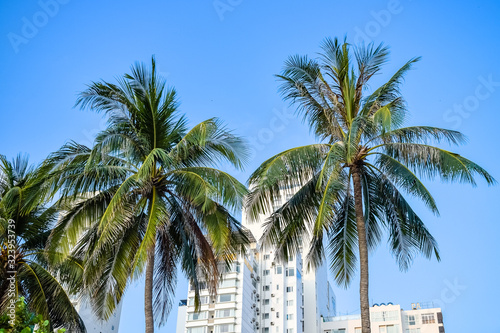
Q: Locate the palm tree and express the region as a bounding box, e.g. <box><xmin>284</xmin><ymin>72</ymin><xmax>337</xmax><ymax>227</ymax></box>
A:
<box><xmin>0</xmin><ymin>154</ymin><xmax>85</xmax><ymax>332</ymax></box>
<box><xmin>44</xmin><ymin>57</ymin><xmax>250</xmax><ymax>333</ymax></box>
<box><xmin>246</xmin><ymin>38</ymin><xmax>495</xmax><ymax>333</ymax></box>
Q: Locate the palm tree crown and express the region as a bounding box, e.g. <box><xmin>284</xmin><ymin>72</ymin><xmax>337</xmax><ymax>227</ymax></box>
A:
<box><xmin>247</xmin><ymin>38</ymin><xmax>495</xmax><ymax>333</ymax></box>
<box><xmin>44</xmin><ymin>57</ymin><xmax>250</xmax><ymax>332</ymax></box>
<box><xmin>0</xmin><ymin>154</ymin><xmax>85</xmax><ymax>332</ymax></box>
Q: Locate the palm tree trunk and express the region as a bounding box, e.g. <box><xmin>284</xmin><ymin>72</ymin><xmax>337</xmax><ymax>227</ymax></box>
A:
<box><xmin>145</xmin><ymin>248</ymin><xmax>155</xmax><ymax>333</ymax></box>
<box><xmin>352</xmin><ymin>167</ymin><xmax>371</xmax><ymax>333</ymax></box>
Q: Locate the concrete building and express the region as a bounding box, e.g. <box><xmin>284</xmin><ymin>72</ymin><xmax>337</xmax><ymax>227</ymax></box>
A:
<box><xmin>175</xmin><ymin>192</ymin><xmax>444</xmax><ymax>333</ymax></box>
<box><xmin>177</xmin><ymin>247</ymin><xmax>260</xmax><ymax>333</ymax></box>
<box><xmin>321</xmin><ymin>303</ymin><xmax>445</xmax><ymax>333</ymax></box>
<box><xmin>71</xmin><ymin>298</ymin><xmax>123</xmax><ymax>333</ymax></box>
<box><xmin>175</xmin><ymin>191</ymin><xmax>336</xmax><ymax>333</ymax></box>
<box><xmin>175</xmin><ymin>243</ymin><xmax>335</xmax><ymax>333</ymax></box>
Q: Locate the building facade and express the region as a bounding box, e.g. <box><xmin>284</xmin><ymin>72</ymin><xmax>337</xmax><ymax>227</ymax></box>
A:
<box><xmin>71</xmin><ymin>298</ymin><xmax>122</xmax><ymax>333</ymax></box>
<box><xmin>176</xmin><ymin>192</ymin><xmax>336</xmax><ymax>333</ymax></box>
<box><xmin>175</xmin><ymin>243</ymin><xmax>335</xmax><ymax>333</ymax></box>
<box><xmin>321</xmin><ymin>303</ymin><xmax>445</xmax><ymax>333</ymax></box>
<box><xmin>175</xmin><ymin>193</ymin><xmax>444</xmax><ymax>333</ymax></box>
<box><xmin>178</xmin><ymin>247</ymin><xmax>260</xmax><ymax>333</ymax></box>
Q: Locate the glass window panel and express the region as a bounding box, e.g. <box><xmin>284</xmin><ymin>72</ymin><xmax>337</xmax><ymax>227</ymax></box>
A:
<box><xmin>218</xmin><ymin>294</ymin><xmax>234</xmax><ymax>303</ymax></box>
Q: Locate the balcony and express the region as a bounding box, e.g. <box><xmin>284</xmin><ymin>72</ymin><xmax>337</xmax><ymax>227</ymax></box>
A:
<box><xmin>323</xmin><ymin>314</ymin><xmax>361</xmax><ymax>322</ymax></box>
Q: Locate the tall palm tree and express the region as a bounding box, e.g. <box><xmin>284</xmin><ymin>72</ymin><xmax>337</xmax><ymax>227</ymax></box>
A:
<box><xmin>246</xmin><ymin>38</ymin><xmax>495</xmax><ymax>333</ymax></box>
<box><xmin>44</xmin><ymin>57</ymin><xmax>250</xmax><ymax>333</ymax></box>
<box><xmin>0</xmin><ymin>154</ymin><xmax>85</xmax><ymax>332</ymax></box>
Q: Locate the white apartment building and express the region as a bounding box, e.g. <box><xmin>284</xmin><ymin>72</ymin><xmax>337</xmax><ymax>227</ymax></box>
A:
<box><xmin>321</xmin><ymin>303</ymin><xmax>445</xmax><ymax>333</ymax></box>
<box><xmin>175</xmin><ymin>192</ymin><xmax>444</xmax><ymax>333</ymax></box>
<box><xmin>177</xmin><ymin>245</ymin><xmax>261</xmax><ymax>333</ymax></box>
<box><xmin>175</xmin><ymin>241</ymin><xmax>335</xmax><ymax>333</ymax></box>
<box><xmin>176</xmin><ymin>191</ymin><xmax>336</xmax><ymax>333</ymax></box>
<box><xmin>71</xmin><ymin>298</ymin><xmax>123</xmax><ymax>333</ymax></box>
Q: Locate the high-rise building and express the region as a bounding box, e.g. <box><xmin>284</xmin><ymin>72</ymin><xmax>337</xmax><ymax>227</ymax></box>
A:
<box><xmin>175</xmin><ymin>243</ymin><xmax>335</xmax><ymax>333</ymax></box>
<box><xmin>177</xmin><ymin>246</ymin><xmax>259</xmax><ymax>333</ymax></box>
<box><xmin>174</xmin><ymin>195</ymin><xmax>445</xmax><ymax>333</ymax></box>
<box><xmin>175</xmin><ymin>194</ymin><xmax>336</xmax><ymax>333</ymax></box>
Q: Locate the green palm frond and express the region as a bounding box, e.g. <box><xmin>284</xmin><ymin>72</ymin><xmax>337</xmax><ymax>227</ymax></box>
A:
<box><xmin>360</xmin><ymin>57</ymin><xmax>420</xmax><ymax>119</ymax></box>
<box><xmin>382</xmin><ymin>143</ymin><xmax>496</xmax><ymax>185</ymax></box>
<box><xmin>364</xmin><ymin>169</ymin><xmax>440</xmax><ymax>270</ymax></box>
<box><xmin>170</xmin><ymin>118</ymin><xmax>249</xmax><ymax>170</ymax></box>
<box><xmin>248</xmin><ymin>37</ymin><xmax>495</xmax><ymax>309</ymax></box>
<box><xmin>0</xmin><ymin>155</ymin><xmax>85</xmax><ymax>332</ymax></box>
<box><xmin>43</xmin><ymin>56</ymin><xmax>249</xmax><ymax>327</ymax></box>
<box><xmin>372</xmin><ymin>154</ymin><xmax>439</xmax><ymax>213</ymax></box>
<box><xmin>327</xmin><ymin>191</ymin><xmax>357</xmax><ymax>287</ymax></box>
<box><xmin>375</xmin><ymin>126</ymin><xmax>467</xmax><ymax>145</ymax></box>
<box><xmin>247</xmin><ymin>144</ymin><xmax>330</xmax><ymax>220</ymax></box>
<box><xmin>18</xmin><ymin>261</ymin><xmax>85</xmax><ymax>332</ymax></box>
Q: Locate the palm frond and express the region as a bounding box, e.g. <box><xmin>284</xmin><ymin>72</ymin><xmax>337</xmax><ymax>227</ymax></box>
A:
<box><xmin>382</xmin><ymin>143</ymin><xmax>496</xmax><ymax>185</ymax></box>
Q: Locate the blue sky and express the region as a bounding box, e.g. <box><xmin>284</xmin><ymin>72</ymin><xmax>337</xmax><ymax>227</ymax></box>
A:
<box><xmin>1</xmin><ymin>0</ymin><xmax>499</xmax><ymax>332</ymax></box>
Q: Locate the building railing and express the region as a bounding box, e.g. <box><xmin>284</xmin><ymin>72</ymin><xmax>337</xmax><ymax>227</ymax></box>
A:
<box><xmin>323</xmin><ymin>314</ymin><xmax>361</xmax><ymax>322</ymax></box>
<box><xmin>409</xmin><ymin>301</ymin><xmax>436</xmax><ymax>310</ymax></box>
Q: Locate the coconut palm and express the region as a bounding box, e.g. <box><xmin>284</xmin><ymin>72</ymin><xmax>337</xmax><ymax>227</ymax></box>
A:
<box><xmin>246</xmin><ymin>38</ymin><xmax>495</xmax><ymax>333</ymax></box>
<box><xmin>44</xmin><ymin>57</ymin><xmax>250</xmax><ymax>333</ymax></box>
<box><xmin>0</xmin><ymin>154</ymin><xmax>85</xmax><ymax>332</ymax></box>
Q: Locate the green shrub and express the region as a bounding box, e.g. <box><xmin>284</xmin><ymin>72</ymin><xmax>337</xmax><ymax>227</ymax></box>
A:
<box><xmin>0</xmin><ymin>298</ymin><xmax>65</xmax><ymax>333</ymax></box>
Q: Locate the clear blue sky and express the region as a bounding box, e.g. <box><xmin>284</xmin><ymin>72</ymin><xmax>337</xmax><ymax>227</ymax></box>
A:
<box><xmin>1</xmin><ymin>1</ymin><xmax>499</xmax><ymax>332</ymax></box>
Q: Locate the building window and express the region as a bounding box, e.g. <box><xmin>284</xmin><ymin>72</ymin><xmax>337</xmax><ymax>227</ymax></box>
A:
<box><xmin>188</xmin><ymin>312</ymin><xmax>207</xmax><ymax>320</ymax></box>
<box><xmin>286</xmin><ymin>268</ymin><xmax>295</xmax><ymax>277</ymax></box>
<box><xmin>287</xmin><ymin>329</ymin><xmax>294</xmax><ymax>333</ymax></box>
<box><xmin>264</xmin><ymin>254</ymin><xmax>270</xmax><ymax>260</ymax></box>
<box><xmin>263</xmin><ymin>285</ymin><xmax>270</xmax><ymax>291</ymax></box>
<box><xmin>188</xmin><ymin>296</ymin><xmax>209</xmax><ymax>306</ymax></box>
<box><xmin>407</xmin><ymin>315</ymin><xmax>416</xmax><ymax>325</ymax></box>
<box><xmin>286</xmin><ymin>300</ymin><xmax>294</xmax><ymax>306</ymax></box>
<box><xmin>355</xmin><ymin>328</ymin><xmax>361</xmax><ymax>333</ymax></box>
<box><xmin>263</xmin><ymin>270</ymin><xmax>270</xmax><ymax>276</ymax></box>
<box><xmin>372</xmin><ymin>311</ymin><xmax>399</xmax><ymax>322</ymax></box>
<box><xmin>216</xmin><ymin>309</ymin><xmax>234</xmax><ymax>318</ymax></box>
<box><xmin>218</xmin><ymin>294</ymin><xmax>234</xmax><ymax>303</ymax></box>
<box><xmin>215</xmin><ymin>324</ymin><xmax>234</xmax><ymax>333</ymax></box>
<box><xmin>422</xmin><ymin>313</ymin><xmax>435</xmax><ymax>324</ymax></box>
<box><xmin>263</xmin><ymin>299</ymin><xmax>270</xmax><ymax>305</ymax></box>
<box><xmin>263</xmin><ymin>329</ymin><xmax>269</xmax><ymax>333</ymax></box>
<box><xmin>187</xmin><ymin>327</ymin><xmax>206</xmax><ymax>333</ymax></box>
<box><xmin>276</xmin><ymin>266</ymin><xmax>282</xmax><ymax>274</ymax></box>
<box><xmin>276</xmin><ymin>312</ymin><xmax>279</xmax><ymax>318</ymax></box>
<box><xmin>263</xmin><ymin>313</ymin><xmax>270</xmax><ymax>319</ymax></box>
<box><xmin>286</xmin><ymin>286</ymin><xmax>293</xmax><ymax>293</ymax></box>
<box><xmin>219</xmin><ymin>279</ymin><xmax>237</xmax><ymax>288</ymax></box>
<box><xmin>286</xmin><ymin>314</ymin><xmax>293</xmax><ymax>320</ymax></box>
<box><xmin>379</xmin><ymin>325</ymin><xmax>398</xmax><ymax>333</ymax></box>
<box><xmin>437</xmin><ymin>312</ymin><xmax>443</xmax><ymax>324</ymax></box>
<box><xmin>406</xmin><ymin>329</ymin><xmax>421</xmax><ymax>333</ymax></box>
<box><xmin>276</xmin><ymin>284</ymin><xmax>280</xmax><ymax>290</ymax></box>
